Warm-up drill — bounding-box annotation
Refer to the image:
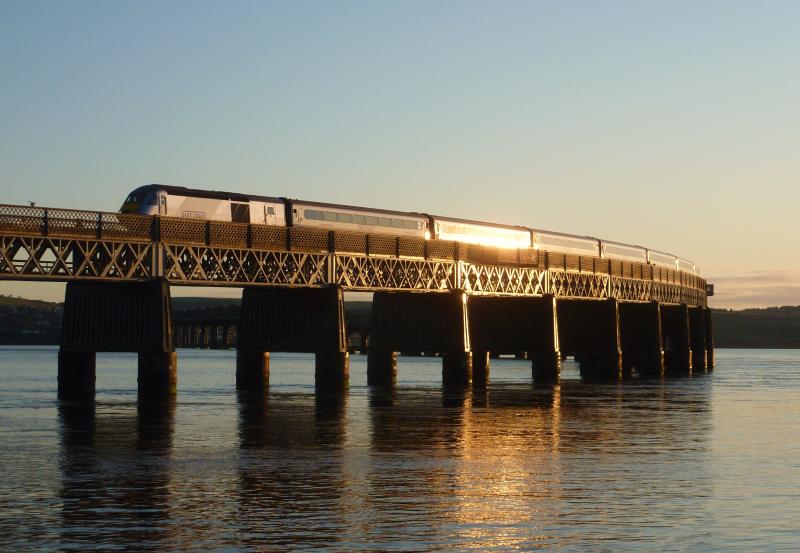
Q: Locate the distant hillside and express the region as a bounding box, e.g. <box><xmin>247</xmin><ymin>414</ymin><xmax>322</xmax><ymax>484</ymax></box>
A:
<box><xmin>713</xmin><ymin>306</ymin><xmax>800</xmax><ymax>348</ymax></box>
<box><xmin>3</xmin><ymin>294</ymin><xmax>800</xmax><ymax>348</ymax></box>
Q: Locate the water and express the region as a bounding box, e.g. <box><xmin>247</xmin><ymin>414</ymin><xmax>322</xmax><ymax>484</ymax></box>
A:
<box><xmin>0</xmin><ymin>347</ymin><xmax>798</xmax><ymax>551</ymax></box>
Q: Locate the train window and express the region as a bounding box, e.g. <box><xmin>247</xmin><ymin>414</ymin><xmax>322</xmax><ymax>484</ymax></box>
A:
<box><xmin>353</xmin><ymin>215</ymin><xmax>366</xmax><ymax>225</ymax></box>
<box><xmin>304</xmin><ymin>209</ymin><xmax>321</xmax><ymax>220</ymax></box>
<box><xmin>378</xmin><ymin>217</ymin><xmax>391</xmax><ymax>227</ymax></box>
<box><xmin>125</xmin><ymin>193</ymin><xmax>138</xmax><ymax>203</ymax></box>
<box><xmin>366</xmin><ymin>216</ymin><xmax>378</xmax><ymax>225</ymax></box>
<box><xmin>337</xmin><ymin>213</ymin><xmax>353</xmax><ymax>223</ymax></box>
<box><xmin>146</xmin><ymin>193</ymin><xmax>158</xmax><ymax>206</ymax></box>
<box><xmin>267</xmin><ymin>206</ymin><xmax>275</xmax><ymax>215</ymax></box>
<box><xmin>323</xmin><ymin>211</ymin><xmax>337</xmax><ymax>222</ymax></box>
<box><xmin>405</xmin><ymin>220</ymin><xmax>418</xmax><ymax>229</ymax></box>
<box><xmin>392</xmin><ymin>219</ymin><xmax>406</xmax><ymax>229</ymax></box>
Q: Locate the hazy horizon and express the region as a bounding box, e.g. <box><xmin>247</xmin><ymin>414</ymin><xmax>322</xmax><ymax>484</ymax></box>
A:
<box><xmin>2</xmin><ymin>1</ymin><xmax>799</xmax><ymax>309</ymax></box>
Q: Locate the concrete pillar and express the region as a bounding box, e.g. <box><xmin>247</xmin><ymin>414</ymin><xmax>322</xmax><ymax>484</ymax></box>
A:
<box><xmin>443</xmin><ymin>351</ymin><xmax>473</xmax><ymax>387</ymax></box>
<box><xmin>57</xmin><ymin>350</ymin><xmax>96</xmax><ymax>400</ymax></box>
<box><xmin>367</xmin><ymin>350</ymin><xmax>397</xmax><ymax>386</ymax></box>
<box><xmin>557</xmin><ymin>298</ymin><xmax>621</xmax><ymax>380</ymax></box>
<box><xmin>315</xmin><ymin>351</ymin><xmax>350</xmax><ymax>389</ymax></box>
<box><xmin>619</xmin><ymin>301</ymin><xmax>664</xmax><ymax>378</ymax></box>
<box><xmin>531</xmin><ymin>350</ymin><xmax>561</xmax><ymax>384</ymax></box>
<box><xmin>531</xmin><ymin>295</ymin><xmax>561</xmax><ymax>384</ymax></box>
<box><xmin>238</xmin><ymin>284</ymin><xmax>349</xmax><ymax>389</ymax></box>
<box><xmin>689</xmin><ymin>307</ymin><xmax>707</xmax><ymax>372</ymax></box>
<box><xmin>468</xmin><ymin>294</ymin><xmax>560</xmax><ymax>385</ymax></box>
<box><xmin>704</xmin><ymin>308</ymin><xmax>714</xmax><ymax>370</ymax></box>
<box><xmin>59</xmin><ymin>278</ymin><xmax>176</xmax><ymax>399</ymax></box>
<box><xmin>472</xmin><ymin>351</ymin><xmax>490</xmax><ymax>388</ymax></box>
<box><xmin>138</xmin><ymin>351</ymin><xmax>177</xmax><ymax>398</ymax></box>
<box><xmin>662</xmin><ymin>303</ymin><xmax>691</xmax><ymax>374</ymax></box>
<box><xmin>236</xmin><ymin>351</ymin><xmax>270</xmax><ymax>391</ymax></box>
<box><xmin>371</xmin><ymin>290</ymin><xmax>472</xmax><ymax>388</ymax></box>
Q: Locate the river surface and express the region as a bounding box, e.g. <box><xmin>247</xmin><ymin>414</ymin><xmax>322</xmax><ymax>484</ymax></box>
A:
<box><xmin>0</xmin><ymin>347</ymin><xmax>798</xmax><ymax>551</ymax></box>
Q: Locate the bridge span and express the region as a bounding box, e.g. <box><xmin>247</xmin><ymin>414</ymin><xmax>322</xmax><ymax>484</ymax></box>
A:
<box><xmin>0</xmin><ymin>203</ymin><xmax>712</xmax><ymax>398</ymax></box>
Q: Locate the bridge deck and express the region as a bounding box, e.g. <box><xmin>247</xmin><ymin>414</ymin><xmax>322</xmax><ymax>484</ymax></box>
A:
<box><xmin>0</xmin><ymin>204</ymin><xmax>706</xmax><ymax>306</ymax></box>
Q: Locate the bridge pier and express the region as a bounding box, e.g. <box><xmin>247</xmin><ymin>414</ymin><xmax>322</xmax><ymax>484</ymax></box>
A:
<box><xmin>619</xmin><ymin>301</ymin><xmax>664</xmax><ymax>377</ymax></box>
<box><xmin>59</xmin><ymin>278</ymin><xmax>176</xmax><ymax>400</ymax></box>
<box><xmin>661</xmin><ymin>303</ymin><xmax>692</xmax><ymax>374</ymax></box>
<box><xmin>471</xmin><ymin>351</ymin><xmax>490</xmax><ymax>388</ymax></box>
<box><xmin>689</xmin><ymin>307</ymin><xmax>707</xmax><ymax>372</ymax></box>
<box><xmin>704</xmin><ymin>307</ymin><xmax>714</xmax><ymax>370</ymax></box>
<box><xmin>367</xmin><ymin>350</ymin><xmax>397</xmax><ymax>386</ymax></box>
<box><xmin>468</xmin><ymin>295</ymin><xmax>561</xmax><ymax>384</ymax></box>
<box><xmin>370</xmin><ymin>290</ymin><xmax>472</xmax><ymax>387</ymax></box>
<box><xmin>237</xmin><ymin>285</ymin><xmax>349</xmax><ymax>390</ymax></box>
<box><xmin>57</xmin><ymin>350</ymin><xmax>96</xmax><ymax>400</ymax></box>
<box><xmin>557</xmin><ymin>298</ymin><xmax>622</xmax><ymax>380</ymax></box>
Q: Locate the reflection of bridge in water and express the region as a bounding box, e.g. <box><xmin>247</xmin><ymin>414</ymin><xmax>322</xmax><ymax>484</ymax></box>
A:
<box><xmin>0</xmin><ymin>203</ymin><xmax>713</xmax><ymax>398</ymax></box>
<box><xmin>56</xmin><ymin>380</ymin><xmax>712</xmax><ymax>548</ymax></box>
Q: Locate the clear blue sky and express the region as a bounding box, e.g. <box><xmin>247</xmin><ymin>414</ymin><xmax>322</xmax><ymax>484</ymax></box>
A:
<box><xmin>2</xmin><ymin>1</ymin><xmax>799</xmax><ymax>308</ymax></box>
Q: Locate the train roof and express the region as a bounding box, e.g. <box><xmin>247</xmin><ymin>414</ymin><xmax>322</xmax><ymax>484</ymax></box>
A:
<box><xmin>601</xmin><ymin>239</ymin><xmax>647</xmax><ymax>250</ymax></box>
<box><xmin>132</xmin><ymin>184</ymin><xmax>282</xmax><ymax>204</ymax></box>
<box><xmin>287</xmin><ymin>198</ymin><xmax>428</xmax><ymax>219</ymax></box>
<box><xmin>429</xmin><ymin>214</ymin><xmax>530</xmax><ymax>232</ymax></box>
<box><xmin>529</xmin><ymin>228</ymin><xmax>599</xmax><ymax>243</ymax></box>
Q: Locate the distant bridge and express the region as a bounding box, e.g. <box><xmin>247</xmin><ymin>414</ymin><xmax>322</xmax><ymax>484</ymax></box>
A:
<box><xmin>0</xmin><ymin>203</ymin><xmax>713</xmax><ymax>398</ymax></box>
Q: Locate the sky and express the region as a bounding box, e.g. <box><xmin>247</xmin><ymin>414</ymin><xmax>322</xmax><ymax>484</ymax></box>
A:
<box><xmin>1</xmin><ymin>1</ymin><xmax>799</xmax><ymax>309</ymax></box>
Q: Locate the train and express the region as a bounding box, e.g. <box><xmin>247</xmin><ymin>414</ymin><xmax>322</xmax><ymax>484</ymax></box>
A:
<box><xmin>120</xmin><ymin>184</ymin><xmax>699</xmax><ymax>275</ymax></box>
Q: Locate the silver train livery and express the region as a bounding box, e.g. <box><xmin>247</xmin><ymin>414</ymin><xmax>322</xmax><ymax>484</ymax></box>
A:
<box><xmin>120</xmin><ymin>184</ymin><xmax>699</xmax><ymax>275</ymax></box>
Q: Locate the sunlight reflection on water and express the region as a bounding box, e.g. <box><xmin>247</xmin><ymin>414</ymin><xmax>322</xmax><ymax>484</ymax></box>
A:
<box><xmin>0</xmin><ymin>347</ymin><xmax>798</xmax><ymax>551</ymax></box>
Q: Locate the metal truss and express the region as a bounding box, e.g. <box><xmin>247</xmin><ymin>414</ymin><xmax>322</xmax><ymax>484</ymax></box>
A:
<box><xmin>162</xmin><ymin>244</ymin><xmax>329</xmax><ymax>286</ymax></box>
<box><xmin>549</xmin><ymin>270</ymin><xmax>610</xmax><ymax>299</ymax></box>
<box><xmin>334</xmin><ymin>255</ymin><xmax>456</xmax><ymax>291</ymax></box>
<box><xmin>0</xmin><ymin>202</ymin><xmax>708</xmax><ymax>307</ymax></box>
<box><xmin>0</xmin><ymin>235</ymin><xmax>154</xmax><ymax>280</ymax></box>
<box><xmin>460</xmin><ymin>263</ymin><xmax>546</xmax><ymax>296</ymax></box>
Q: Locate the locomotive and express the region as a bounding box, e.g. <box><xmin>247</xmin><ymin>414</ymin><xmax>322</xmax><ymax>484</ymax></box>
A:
<box><xmin>120</xmin><ymin>184</ymin><xmax>697</xmax><ymax>275</ymax></box>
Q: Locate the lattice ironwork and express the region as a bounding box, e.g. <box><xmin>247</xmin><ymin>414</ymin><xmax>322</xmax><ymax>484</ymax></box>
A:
<box><xmin>209</xmin><ymin>221</ymin><xmax>248</xmax><ymax>247</ymax></box>
<box><xmin>550</xmin><ymin>270</ymin><xmax>610</xmax><ymax>299</ymax></box>
<box><xmin>334</xmin><ymin>254</ymin><xmax>456</xmax><ymax>291</ymax></box>
<box><xmin>162</xmin><ymin>244</ymin><xmax>328</xmax><ymax>286</ymax></box>
<box><xmin>460</xmin><ymin>263</ymin><xmax>546</xmax><ymax>296</ymax></box>
<box><xmin>0</xmin><ymin>236</ymin><xmax>153</xmax><ymax>280</ymax></box>
<box><xmin>0</xmin><ymin>203</ymin><xmax>709</xmax><ymax>306</ymax></box>
<box><xmin>367</xmin><ymin>234</ymin><xmax>397</xmax><ymax>256</ymax></box>
<box><xmin>610</xmin><ymin>276</ymin><xmax>652</xmax><ymax>302</ymax></box>
<box><xmin>160</xmin><ymin>217</ymin><xmax>206</xmax><ymax>245</ymax></box>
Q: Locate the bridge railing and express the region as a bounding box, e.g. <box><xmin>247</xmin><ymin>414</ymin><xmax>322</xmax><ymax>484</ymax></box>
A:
<box><xmin>0</xmin><ymin>203</ymin><xmax>705</xmax><ymax>292</ymax></box>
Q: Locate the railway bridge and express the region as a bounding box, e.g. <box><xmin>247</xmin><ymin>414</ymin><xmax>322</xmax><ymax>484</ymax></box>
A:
<box><xmin>0</xmin><ymin>204</ymin><xmax>713</xmax><ymax>399</ymax></box>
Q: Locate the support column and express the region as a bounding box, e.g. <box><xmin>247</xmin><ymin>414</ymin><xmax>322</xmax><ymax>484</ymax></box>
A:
<box><xmin>442</xmin><ymin>351</ymin><xmax>473</xmax><ymax>387</ymax></box>
<box><xmin>468</xmin><ymin>294</ymin><xmax>560</xmax><ymax>384</ymax></box>
<box><xmin>619</xmin><ymin>301</ymin><xmax>664</xmax><ymax>378</ymax></box>
<box><xmin>138</xmin><ymin>351</ymin><xmax>177</xmax><ymax>399</ymax></box>
<box><xmin>237</xmin><ymin>284</ymin><xmax>349</xmax><ymax>389</ymax></box>
<box><xmin>704</xmin><ymin>308</ymin><xmax>714</xmax><ymax>370</ymax></box>
<box><xmin>57</xmin><ymin>350</ymin><xmax>96</xmax><ymax>400</ymax></box>
<box><xmin>315</xmin><ymin>350</ymin><xmax>350</xmax><ymax>388</ymax></box>
<box><xmin>689</xmin><ymin>307</ymin><xmax>707</xmax><ymax>372</ymax></box>
<box><xmin>472</xmin><ymin>351</ymin><xmax>490</xmax><ymax>388</ymax></box>
<box><xmin>236</xmin><ymin>351</ymin><xmax>270</xmax><ymax>391</ymax></box>
<box><xmin>557</xmin><ymin>298</ymin><xmax>622</xmax><ymax>380</ymax></box>
<box><xmin>661</xmin><ymin>303</ymin><xmax>691</xmax><ymax>374</ymax></box>
<box><xmin>531</xmin><ymin>295</ymin><xmax>561</xmax><ymax>384</ymax></box>
<box><xmin>370</xmin><ymin>290</ymin><xmax>472</xmax><ymax>388</ymax></box>
<box><xmin>367</xmin><ymin>350</ymin><xmax>397</xmax><ymax>386</ymax></box>
<box><xmin>59</xmin><ymin>278</ymin><xmax>176</xmax><ymax>399</ymax></box>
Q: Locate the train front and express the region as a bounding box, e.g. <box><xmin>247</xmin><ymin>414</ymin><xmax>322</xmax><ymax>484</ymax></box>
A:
<box><xmin>119</xmin><ymin>186</ymin><xmax>160</xmax><ymax>215</ymax></box>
